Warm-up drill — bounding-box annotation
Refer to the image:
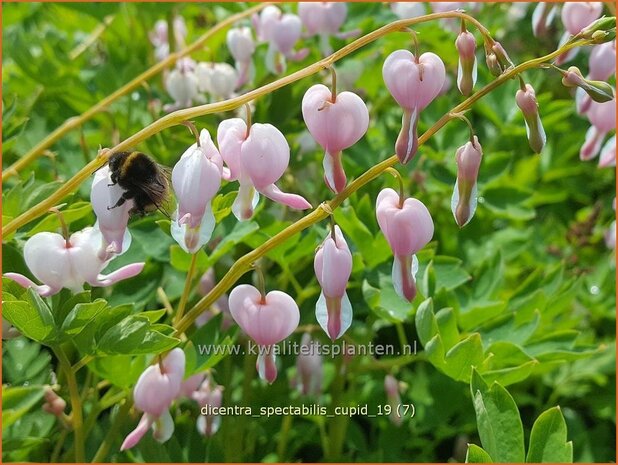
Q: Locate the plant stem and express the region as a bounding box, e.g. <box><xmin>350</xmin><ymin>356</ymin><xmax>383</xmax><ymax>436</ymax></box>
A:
<box><xmin>2</xmin><ymin>3</ymin><xmax>270</xmax><ymax>182</ymax></box>
<box><xmin>91</xmin><ymin>398</ymin><xmax>132</xmax><ymax>462</ymax></box>
<box><xmin>1</xmin><ymin>10</ymin><xmax>501</xmax><ymax>235</ymax></box>
<box><xmin>72</xmin><ymin>354</ymin><xmax>95</xmax><ymax>373</ymax></box>
<box><xmin>277</xmin><ymin>415</ymin><xmax>293</xmax><ymax>460</ymax></box>
<box><xmin>53</xmin><ymin>346</ymin><xmax>85</xmax><ymax>462</ymax></box>
<box><xmin>174</xmin><ymin>253</ymin><xmax>198</xmax><ymax>326</ymax></box>
<box><xmin>327</xmin><ymin>354</ymin><xmax>348</xmax><ymax>461</ymax></box>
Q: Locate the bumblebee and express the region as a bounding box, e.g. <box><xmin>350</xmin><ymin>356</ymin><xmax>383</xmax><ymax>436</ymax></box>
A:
<box><xmin>107</xmin><ymin>151</ymin><xmax>171</xmax><ymax>216</ymax></box>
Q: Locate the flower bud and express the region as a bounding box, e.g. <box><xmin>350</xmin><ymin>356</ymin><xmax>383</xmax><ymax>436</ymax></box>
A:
<box><xmin>561</xmin><ymin>66</ymin><xmax>615</xmax><ymax>103</ymax></box>
<box><xmin>383</xmin><ymin>50</ymin><xmax>446</xmax><ymax>163</ymax></box>
<box><xmin>451</xmin><ymin>136</ymin><xmax>483</xmax><ymax>227</ymax></box>
<box><xmin>42</xmin><ymin>386</ymin><xmax>66</xmax><ymax>417</ymax></box>
<box><xmin>376</xmin><ymin>189</ymin><xmax>434</xmax><ymax>301</ymax></box>
<box><xmin>301</xmin><ymin>83</ymin><xmax>369</xmax><ymax>192</ymax></box>
<box><xmin>314</xmin><ymin>225</ymin><xmax>353</xmax><ymax>340</ymax></box>
<box><xmin>217</xmin><ymin>118</ymin><xmax>311</xmax><ymax>221</ymax></box>
<box><xmin>294</xmin><ymin>333</ymin><xmax>323</xmax><ymax>396</ymax></box>
<box><xmin>455</xmin><ymin>31</ymin><xmax>477</xmax><ymax>96</ymax></box>
<box><xmin>485</xmin><ymin>41</ymin><xmax>513</xmax><ymax>76</ymax></box>
<box><xmin>515</xmin><ymin>83</ymin><xmax>546</xmax><ymax>154</ymax></box>
<box><xmin>384</xmin><ymin>375</ymin><xmax>403</xmax><ymax>426</ymax></box>
<box><xmin>171</xmin><ymin>129</ymin><xmax>223</xmax><ymax>253</ymax></box>
<box><xmin>4</xmin><ymin>227</ymin><xmax>144</xmax><ymax>297</ymax></box>
<box><xmin>574</xmin><ymin>12</ymin><xmax>613</xmax><ymax>39</ymax></box>
<box><xmin>229</xmin><ymin>284</ymin><xmax>300</xmax><ymax>383</ymax></box>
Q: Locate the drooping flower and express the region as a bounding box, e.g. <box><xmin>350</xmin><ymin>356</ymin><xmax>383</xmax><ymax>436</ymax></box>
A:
<box><xmin>4</xmin><ymin>227</ymin><xmax>144</xmax><ymax>297</ymax></box>
<box><xmin>556</xmin><ymin>2</ymin><xmax>604</xmax><ymax>65</ymax></box>
<box><xmin>383</xmin><ymin>50</ymin><xmax>446</xmax><ymax>163</ymax></box>
<box><xmin>171</xmin><ymin>129</ymin><xmax>223</xmax><ymax>253</ymax></box>
<box><xmin>227</xmin><ymin>27</ymin><xmax>256</xmax><ymax>88</ymax></box>
<box><xmin>298</xmin><ymin>2</ymin><xmax>358</xmax><ymax>56</ymax></box>
<box><xmin>391</xmin><ymin>2</ymin><xmax>426</xmax><ymax>20</ymax></box>
<box><xmin>515</xmin><ymin>83</ymin><xmax>546</xmax><ymax>154</ymax></box>
<box><xmin>314</xmin><ymin>225</ymin><xmax>353</xmax><ymax>340</ymax></box>
<box><xmin>120</xmin><ymin>349</ymin><xmax>185</xmax><ymax>450</ymax></box>
<box><xmin>292</xmin><ymin>333</ymin><xmax>323</xmax><ymax>396</ymax></box>
<box><xmin>301</xmin><ymin>82</ymin><xmax>369</xmax><ymax>193</ymax></box>
<box><xmin>164</xmin><ymin>58</ymin><xmax>200</xmax><ymax>112</ymax></box>
<box><xmin>599</xmin><ymin>135</ymin><xmax>616</xmax><ymax>167</ymax></box>
<box><xmin>193</xmin><ymin>377</ymin><xmax>224</xmax><ymax>437</ymax></box>
<box><xmin>455</xmin><ymin>29</ymin><xmax>477</xmax><ymax>96</ymax></box>
<box><xmin>384</xmin><ymin>375</ymin><xmax>403</xmax><ymax>426</ymax></box>
<box><xmin>376</xmin><ymin>189</ymin><xmax>434</xmax><ymax>301</ymax></box>
<box><xmin>580</xmin><ymin>98</ymin><xmax>616</xmax><ymax>160</ymax></box>
<box><xmin>532</xmin><ymin>3</ymin><xmax>557</xmax><ymax>38</ymax></box>
<box><xmin>195</xmin><ymin>269</ymin><xmax>233</xmax><ymax>330</ymax></box>
<box><xmin>228</xmin><ymin>284</ymin><xmax>300</xmax><ymax>383</ymax></box>
<box><xmin>451</xmin><ymin>136</ymin><xmax>483</xmax><ymax>227</ymax></box>
<box><xmin>150</xmin><ymin>17</ymin><xmax>188</xmax><ymax>62</ymax></box>
<box><xmin>217</xmin><ymin>118</ymin><xmax>312</xmax><ymax>221</ymax></box>
<box><xmin>90</xmin><ymin>165</ymin><xmax>132</xmax><ymax>260</ymax></box>
<box><xmin>195</xmin><ymin>62</ymin><xmax>238</xmax><ymax>101</ymax></box>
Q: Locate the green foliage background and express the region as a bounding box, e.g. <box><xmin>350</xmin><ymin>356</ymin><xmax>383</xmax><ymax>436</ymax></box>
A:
<box><xmin>2</xmin><ymin>2</ymin><xmax>616</xmax><ymax>463</ymax></box>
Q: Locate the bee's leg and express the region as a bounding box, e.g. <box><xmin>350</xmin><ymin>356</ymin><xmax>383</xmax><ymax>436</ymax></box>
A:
<box><xmin>107</xmin><ymin>190</ymin><xmax>135</xmax><ymax>210</ymax></box>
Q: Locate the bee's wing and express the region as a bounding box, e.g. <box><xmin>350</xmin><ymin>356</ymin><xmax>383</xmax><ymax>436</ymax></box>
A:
<box><xmin>133</xmin><ymin>164</ymin><xmax>174</xmax><ymax>219</ymax></box>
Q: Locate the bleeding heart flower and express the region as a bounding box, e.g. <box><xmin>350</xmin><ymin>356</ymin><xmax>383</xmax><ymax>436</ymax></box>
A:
<box><xmin>196</xmin><ymin>62</ymin><xmax>238</xmax><ymax>101</ymax></box>
<box><xmin>301</xmin><ymin>83</ymin><xmax>369</xmax><ymax>193</ymax></box>
<box><xmin>455</xmin><ymin>30</ymin><xmax>477</xmax><ymax>96</ymax></box>
<box><xmin>391</xmin><ymin>2</ymin><xmax>426</xmax><ymax>20</ymax></box>
<box><xmin>193</xmin><ymin>378</ymin><xmax>224</xmax><ymax>437</ymax></box>
<box><xmin>384</xmin><ymin>375</ymin><xmax>403</xmax><ymax>426</ymax></box>
<box><xmin>556</xmin><ymin>2</ymin><xmax>604</xmax><ymax>65</ymax></box>
<box><xmin>382</xmin><ymin>50</ymin><xmax>446</xmax><ymax>164</ymax></box>
<box><xmin>451</xmin><ymin>136</ymin><xmax>483</xmax><ymax>227</ymax></box>
<box><xmin>90</xmin><ymin>165</ymin><xmax>132</xmax><ymax>260</ymax></box>
<box><xmin>227</xmin><ymin>27</ymin><xmax>256</xmax><ymax>88</ymax></box>
<box><xmin>589</xmin><ymin>41</ymin><xmax>616</xmax><ymax>81</ymax></box>
<box><xmin>4</xmin><ymin>227</ymin><xmax>144</xmax><ymax>297</ymax></box>
<box><xmin>195</xmin><ymin>269</ymin><xmax>234</xmax><ymax>330</ymax></box>
<box><xmin>171</xmin><ymin>129</ymin><xmax>223</xmax><ymax>253</ymax></box>
<box><xmin>229</xmin><ymin>284</ymin><xmax>300</xmax><ymax>383</ymax></box>
<box><xmin>599</xmin><ymin>135</ymin><xmax>616</xmax><ymax>167</ymax></box>
<box><xmin>217</xmin><ymin>118</ymin><xmax>312</xmax><ymax>221</ymax></box>
<box><xmin>120</xmin><ymin>349</ymin><xmax>185</xmax><ymax>450</ymax></box>
<box><xmin>150</xmin><ymin>17</ymin><xmax>188</xmax><ymax>62</ymax></box>
<box><xmin>516</xmin><ymin>83</ymin><xmax>546</xmax><ymax>154</ymax></box>
<box><xmin>376</xmin><ymin>188</ymin><xmax>434</xmax><ymax>301</ymax></box>
<box><xmin>580</xmin><ymin>98</ymin><xmax>616</xmax><ymax>160</ymax></box>
<box><xmin>292</xmin><ymin>333</ymin><xmax>323</xmax><ymax>396</ymax></box>
<box><xmin>532</xmin><ymin>2</ymin><xmax>557</xmax><ymax>38</ymax></box>
<box><xmin>165</xmin><ymin>58</ymin><xmax>200</xmax><ymax>112</ymax></box>
<box><xmin>298</xmin><ymin>3</ymin><xmax>357</xmax><ymax>56</ymax></box>
<box><xmin>314</xmin><ymin>225</ymin><xmax>353</xmax><ymax>340</ymax></box>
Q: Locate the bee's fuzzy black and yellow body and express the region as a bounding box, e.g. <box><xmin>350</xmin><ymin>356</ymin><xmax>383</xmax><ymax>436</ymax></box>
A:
<box><xmin>108</xmin><ymin>151</ymin><xmax>170</xmax><ymax>216</ymax></box>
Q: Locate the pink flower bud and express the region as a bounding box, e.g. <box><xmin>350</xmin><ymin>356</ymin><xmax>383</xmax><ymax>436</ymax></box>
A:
<box><xmin>294</xmin><ymin>333</ymin><xmax>323</xmax><ymax>396</ymax></box>
<box><xmin>516</xmin><ymin>83</ymin><xmax>546</xmax><ymax>154</ymax></box>
<box><xmin>452</xmin><ymin>136</ymin><xmax>483</xmax><ymax>227</ymax></box>
<box><xmin>90</xmin><ymin>165</ymin><xmax>132</xmax><ymax>259</ymax></box>
<box><xmin>561</xmin><ymin>2</ymin><xmax>603</xmax><ymax>35</ymax></box>
<box><xmin>2</xmin><ymin>319</ymin><xmax>19</xmax><ymax>339</ymax></box>
<box><xmin>42</xmin><ymin>386</ymin><xmax>66</xmax><ymax>417</ymax></box>
<box><xmin>532</xmin><ymin>3</ymin><xmax>557</xmax><ymax>38</ymax></box>
<box><xmin>178</xmin><ymin>373</ymin><xmax>205</xmax><ymax>399</ymax></box>
<box><xmin>196</xmin><ymin>269</ymin><xmax>233</xmax><ymax>330</ymax></box>
<box><xmin>383</xmin><ymin>50</ymin><xmax>446</xmax><ymax>163</ymax></box>
<box><xmin>4</xmin><ymin>227</ymin><xmax>144</xmax><ymax>297</ymax></box>
<box><xmin>391</xmin><ymin>2</ymin><xmax>426</xmax><ymax>20</ymax></box>
<box><xmin>171</xmin><ymin>129</ymin><xmax>223</xmax><ymax>253</ymax></box>
<box><xmin>217</xmin><ymin>118</ymin><xmax>311</xmax><ymax>221</ymax></box>
<box><xmin>455</xmin><ymin>31</ymin><xmax>477</xmax><ymax>96</ymax></box>
<box><xmin>376</xmin><ymin>189</ymin><xmax>434</xmax><ymax>301</ymax></box>
<box><xmin>589</xmin><ymin>41</ymin><xmax>616</xmax><ymax>81</ymax></box>
<box><xmin>599</xmin><ymin>135</ymin><xmax>616</xmax><ymax>167</ymax></box>
<box><xmin>562</xmin><ymin>66</ymin><xmax>615</xmax><ymax>103</ymax></box>
<box><xmin>384</xmin><ymin>374</ymin><xmax>403</xmax><ymax>426</ymax></box>
<box><xmin>302</xmin><ymin>84</ymin><xmax>369</xmax><ymax>192</ymax></box>
<box><xmin>314</xmin><ymin>225</ymin><xmax>353</xmax><ymax>340</ymax></box>
<box><xmin>229</xmin><ymin>284</ymin><xmax>300</xmax><ymax>383</ymax></box>
<box><xmin>227</xmin><ymin>27</ymin><xmax>255</xmax><ymax>88</ymax></box>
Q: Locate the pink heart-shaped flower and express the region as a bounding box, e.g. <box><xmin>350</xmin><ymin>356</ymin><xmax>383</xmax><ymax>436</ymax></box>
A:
<box><xmin>229</xmin><ymin>284</ymin><xmax>300</xmax><ymax>346</ymax></box>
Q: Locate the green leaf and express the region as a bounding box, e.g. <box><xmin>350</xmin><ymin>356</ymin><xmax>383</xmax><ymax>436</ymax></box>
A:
<box><xmin>526</xmin><ymin>407</ymin><xmax>573</xmax><ymax>463</ymax></box>
<box><xmin>204</xmin><ymin>221</ymin><xmax>259</xmax><ymax>268</ymax></box>
<box><xmin>470</xmin><ymin>368</ymin><xmax>525</xmax><ymax>462</ymax></box>
<box><xmin>482</xmin><ymin>186</ymin><xmax>535</xmax><ymax>220</ymax></box>
<box><xmin>27</xmin><ymin>201</ymin><xmax>92</xmax><ymax>236</ymax></box>
<box><xmin>170</xmin><ymin>245</ymin><xmax>208</xmax><ymax>272</ymax></box>
<box><xmin>96</xmin><ymin>315</ymin><xmax>180</xmax><ymax>355</ymax></box>
<box><xmin>2</xmin><ymin>290</ymin><xmax>56</xmax><ymax>343</ymax></box>
<box><xmin>2</xmin><ymin>385</ymin><xmax>45</xmax><ymax>428</ymax></box>
<box><xmin>465</xmin><ymin>444</ymin><xmax>494</xmax><ymax>463</ymax></box>
<box><xmin>443</xmin><ymin>333</ymin><xmax>485</xmax><ymax>382</ymax></box>
<box><xmin>60</xmin><ymin>299</ymin><xmax>109</xmax><ymax>336</ymax></box>
<box><xmin>212</xmin><ymin>191</ymin><xmax>237</xmax><ymax>223</ymax></box>
<box><xmin>414</xmin><ymin>298</ymin><xmax>438</xmax><ymax>346</ymax></box>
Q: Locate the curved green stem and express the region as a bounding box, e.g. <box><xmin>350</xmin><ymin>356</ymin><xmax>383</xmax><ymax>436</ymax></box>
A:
<box><xmin>174</xmin><ymin>253</ymin><xmax>199</xmax><ymax>326</ymax></box>
<box><xmin>53</xmin><ymin>346</ymin><xmax>85</xmax><ymax>462</ymax></box>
